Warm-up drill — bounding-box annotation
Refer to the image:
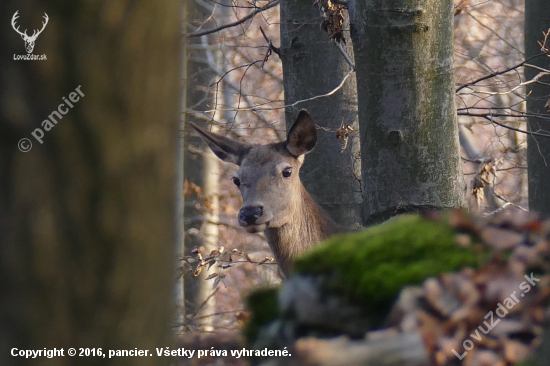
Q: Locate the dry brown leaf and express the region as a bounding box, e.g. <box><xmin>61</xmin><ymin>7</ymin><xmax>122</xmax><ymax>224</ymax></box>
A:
<box><xmin>480</xmin><ymin>226</ymin><xmax>523</xmax><ymax>250</ymax></box>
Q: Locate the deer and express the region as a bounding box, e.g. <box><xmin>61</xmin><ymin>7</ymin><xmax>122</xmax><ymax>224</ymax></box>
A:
<box><xmin>11</xmin><ymin>11</ymin><xmax>49</xmax><ymax>54</ymax></box>
<box><xmin>191</xmin><ymin>110</ymin><xmax>341</xmax><ymax>277</ymax></box>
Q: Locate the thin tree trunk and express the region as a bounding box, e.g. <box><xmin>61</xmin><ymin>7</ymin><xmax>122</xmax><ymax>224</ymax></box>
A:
<box><xmin>196</xmin><ymin>130</ymin><xmax>220</xmax><ymax>331</ymax></box>
<box><xmin>349</xmin><ymin>0</ymin><xmax>467</xmax><ymax>224</ymax></box>
<box><xmin>176</xmin><ymin>0</ymin><xmax>190</xmax><ymax>332</ymax></box>
<box><xmin>280</xmin><ymin>0</ymin><xmax>362</xmax><ymax>228</ymax></box>
<box><xmin>183</xmin><ymin>0</ymin><xmax>227</xmax><ymax>330</ymax></box>
<box><xmin>0</xmin><ymin>1</ymin><xmax>180</xmax><ymax>365</ymax></box>
<box><xmin>525</xmin><ymin>0</ymin><xmax>550</xmax><ymax>217</ymax></box>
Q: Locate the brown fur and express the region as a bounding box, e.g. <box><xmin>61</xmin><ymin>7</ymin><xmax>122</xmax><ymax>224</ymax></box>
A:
<box><xmin>265</xmin><ymin>185</ymin><xmax>340</xmax><ymax>275</ymax></box>
<box><xmin>191</xmin><ymin>110</ymin><xmax>339</xmax><ymax>277</ymax></box>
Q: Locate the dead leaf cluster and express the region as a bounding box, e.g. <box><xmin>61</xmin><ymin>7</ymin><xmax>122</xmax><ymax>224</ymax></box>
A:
<box><xmin>183</xmin><ymin>245</ymin><xmax>275</xmax><ymax>289</ymax></box>
<box><xmin>469</xmin><ymin>157</ymin><xmax>498</xmax><ymax>209</ymax></box>
<box><xmin>314</xmin><ymin>0</ymin><xmax>346</xmax><ymax>43</ymax></box>
<box><xmin>335</xmin><ymin>119</ymin><xmax>355</xmax><ymax>152</ymax></box>
<box><xmin>391</xmin><ymin>210</ymin><xmax>550</xmax><ymax>365</ymax></box>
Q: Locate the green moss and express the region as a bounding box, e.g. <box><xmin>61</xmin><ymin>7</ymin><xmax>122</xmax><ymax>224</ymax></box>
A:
<box><xmin>293</xmin><ymin>214</ymin><xmax>487</xmax><ymax>322</ymax></box>
<box><xmin>244</xmin><ymin>287</ymin><xmax>280</xmax><ymax>344</ymax></box>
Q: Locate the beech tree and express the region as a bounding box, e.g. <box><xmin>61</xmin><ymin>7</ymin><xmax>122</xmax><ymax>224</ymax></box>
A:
<box><xmin>524</xmin><ymin>1</ymin><xmax>550</xmax><ymax>362</ymax></box>
<box><xmin>525</xmin><ymin>0</ymin><xmax>550</xmax><ymax>217</ymax></box>
<box><xmin>280</xmin><ymin>0</ymin><xmax>362</xmax><ymax>228</ymax></box>
<box><xmin>350</xmin><ymin>0</ymin><xmax>467</xmax><ymax>224</ymax></box>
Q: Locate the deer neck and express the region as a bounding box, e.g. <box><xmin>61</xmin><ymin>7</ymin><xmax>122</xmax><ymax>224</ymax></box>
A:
<box><xmin>264</xmin><ymin>185</ymin><xmax>340</xmax><ymax>276</ymax></box>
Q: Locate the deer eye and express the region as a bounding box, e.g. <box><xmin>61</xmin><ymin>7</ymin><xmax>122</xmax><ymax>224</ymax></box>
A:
<box><xmin>282</xmin><ymin>167</ymin><xmax>292</xmax><ymax>178</ymax></box>
<box><xmin>231</xmin><ymin>177</ymin><xmax>241</xmax><ymax>187</ymax></box>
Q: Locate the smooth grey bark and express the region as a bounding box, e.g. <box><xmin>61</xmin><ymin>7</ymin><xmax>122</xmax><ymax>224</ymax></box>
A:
<box><xmin>280</xmin><ymin>1</ymin><xmax>362</xmax><ymax>228</ymax></box>
<box><xmin>525</xmin><ymin>0</ymin><xmax>550</xmax><ymax>217</ymax></box>
<box><xmin>0</xmin><ymin>1</ymin><xmax>180</xmax><ymax>365</ymax></box>
<box><xmin>349</xmin><ymin>0</ymin><xmax>467</xmax><ymax>224</ymax></box>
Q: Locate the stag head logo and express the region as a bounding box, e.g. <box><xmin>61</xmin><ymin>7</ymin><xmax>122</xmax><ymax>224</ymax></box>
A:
<box><xmin>12</xmin><ymin>11</ymin><xmax>49</xmax><ymax>54</ymax></box>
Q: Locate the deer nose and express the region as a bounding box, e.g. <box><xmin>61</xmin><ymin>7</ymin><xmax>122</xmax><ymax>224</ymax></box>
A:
<box><xmin>239</xmin><ymin>206</ymin><xmax>263</xmax><ymax>226</ymax></box>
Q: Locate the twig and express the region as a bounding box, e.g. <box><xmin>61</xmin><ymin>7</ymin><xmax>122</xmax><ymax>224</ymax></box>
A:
<box><xmin>456</xmin><ymin>51</ymin><xmax>550</xmax><ymax>93</ymax></box>
<box><xmin>190</xmin><ymin>69</ymin><xmax>355</xmax><ymax>113</ymax></box>
<box><xmin>259</xmin><ymin>26</ymin><xmax>280</xmax><ymax>68</ymax></box>
<box><xmin>288</xmin><ymin>69</ymin><xmax>355</xmax><ymax>109</ymax></box>
<box><xmin>462</xmin><ymin>8</ymin><xmax>522</xmax><ymax>54</ymax></box>
<box><xmin>259</xmin><ymin>26</ymin><xmax>280</xmax><ymax>56</ymax></box>
<box><xmin>461</xmin><ymin>156</ymin><xmax>493</xmax><ymax>164</ymax></box>
<box><xmin>335</xmin><ymin>41</ymin><xmax>355</xmax><ymax>70</ymax></box>
<box><xmin>187</xmin><ymin>0</ymin><xmax>280</xmax><ymax>38</ymax></box>
<box><xmin>457</xmin><ymin>111</ymin><xmax>550</xmax><ymax>120</ymax></box>
<box><xmin>482</xmin><ymin>201</ymin><xmax>529</xmax><ymax>217</ymax></box>
<box><xmin>481</xmin><ymin>114</ymin><xmax>550</xmax><ymax>138</ymax></box>
<box><xmin>462</xmin><ymin>71</ymin><xmax>550</xmax><ymax>96</ymax></box>
<box><xmin>191</xmin><ymin>287</ymin><xmax>219</xmax><ymax>320</ymax></box>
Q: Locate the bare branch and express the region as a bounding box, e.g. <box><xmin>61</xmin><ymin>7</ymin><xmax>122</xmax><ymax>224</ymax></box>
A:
<box><xmin>482</xmin><ymin>201</ymin><xmax>528</xmax><ymax>217</ymax></box>
<box><xmin>335</xmin><ymin>42</ymin><xmax>355</xmax><ymax>70</ymax></box>
<box><xmin>192</xmin><ymin>69</ymin><xmax>355</xmax><ymax>113</ymax></box>
<box><xmin>187</xmin><ymin>0</ymin><xmax>280</xmax><ymax>38</ymax></box>
<box><xmin>457</xmin><ymin>110</ymin><xmax>550</xmax><ymax>121</ymax></box>
<box><xmin>462</xmin><ymin>8</ymin><xmax>522</xmax><ymax>54</ymax></box>
<box><xmin>480</xmin><ymin>114</ymin><xmax>550</xmax><ymax>139</ymax></box>
<box><xmin>456</xmin><ymin>51</ymin><xmax>550</xmax><ymax>93</ymax></box>
<box><xmin>288</xmin><ymin>69</ymin><xmax>355</xmax><ymax>109</ymax></box>
<box><xmin>259</xmin><ymin>26</ymin><xmax>280</xmax><ymax>68</ymax></box>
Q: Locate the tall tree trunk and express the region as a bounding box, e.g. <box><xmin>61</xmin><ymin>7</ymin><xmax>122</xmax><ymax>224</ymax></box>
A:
<box><xmin>183</xmin><ymin>0</ymin><xmax>226</xmax><ymax>330</ymax></box>
<box><xmin>349</xmin><ymin>0</ymin><xmax>467</xmax><ymax>224</ymax></box>
<box><xmin>280</xmin><ymin>0</ymin><xmax>362</xmax><ymax>228</ymax></box>
<box><xmin>176</xmin><ymin>0</ymin><xmax>190</xmax><ymax>332</ymax></box>
<box><xmin>0</xmin><ymin>1</ymin><xmax>180</xmax><ymax>365</ymax></box>
<box><xmin>525</xmin><ymin>0</ymin><xmax>550</xmax><ymax>217</ymax></box>
<box><xmin>525</xmin><ymin>1</ymin><xmax>550</xmax><ymax>361</ymax></box>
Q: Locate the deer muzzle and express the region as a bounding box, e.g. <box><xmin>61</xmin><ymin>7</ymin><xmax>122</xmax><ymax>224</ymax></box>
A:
<box><xmin>238</xmin><ymin>205</ymin><xmax>272</xmax><ymax>232</ymax></box>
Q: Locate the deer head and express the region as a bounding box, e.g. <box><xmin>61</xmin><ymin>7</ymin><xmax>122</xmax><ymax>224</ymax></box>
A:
<box><xmin>190</xmin><ymin>110</ymin><xmax>317</xmax><ymax>233</ymax></box>
<box><xmin>12</xmin><ymin>11</ymin><xmax>49</xmax><ymax>54</ymax></box>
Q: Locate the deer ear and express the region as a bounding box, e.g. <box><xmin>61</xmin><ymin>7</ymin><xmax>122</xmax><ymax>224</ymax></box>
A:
<box><xmin>190</xmin><ymin>123</ymin><xmax>249</xmax><ymax>165</ymax></box>
<box><xmin>286</xmin><ymin>109</ymin><xmax>317</xmax><ymax>157</ymax></box>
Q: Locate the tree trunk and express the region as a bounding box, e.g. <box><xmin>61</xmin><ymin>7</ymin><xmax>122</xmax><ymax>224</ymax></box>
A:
<box><xmin>0</xmin><ymin>1</ymin><xmax>180</xmax><ymax>365</ymax></box>
<box><xmin>524</xmin><ymin>2</ymin><xmax>550</xmax><ymax>363</ymax></box>
<box><xmin>280</xmin><ymin>0</ymin><xmax>362</xmax><ymax>228</ymax></box>
<box><xmin>349</xmin><ymin>0</ymin><xmax>467</xmax><ymax>224</ymax></box>
<box><xmin>525</xmin><ymin>0</ymin><xmax>550</xmax><ymax>217</ymax></box>
<box><xmin>183</xmin><ymin>0</ymin><xmax>226</xmax><ymax>330</ymax></box>
<box><xmin>176</xmin><ymin>0</ymin><xmax>190</xmax><ymax>333</ymax></box>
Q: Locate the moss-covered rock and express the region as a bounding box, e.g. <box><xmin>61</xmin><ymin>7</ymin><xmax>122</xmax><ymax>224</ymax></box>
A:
<box><xmin>244</xmin><ymin>287</ymin><xmax>280</xmax><ymax>344</ymax></box>
<box><xmin>245</xmin><ymin>213</ymin><xmax>488</xmax><ymax>347</ymax></box>
<box><xmin>292</xmin><ymin>213</ymin><xmax>487</xmax><ymax>322</ymax></box>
